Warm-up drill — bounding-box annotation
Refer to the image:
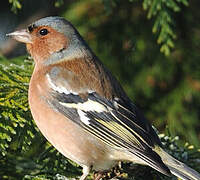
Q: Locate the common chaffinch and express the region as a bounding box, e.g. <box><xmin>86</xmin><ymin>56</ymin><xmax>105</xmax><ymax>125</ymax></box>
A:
<box><xmin>7</xmin><ymin>16</ymin><xmax>200</xmax><ymax>180</ymax></box>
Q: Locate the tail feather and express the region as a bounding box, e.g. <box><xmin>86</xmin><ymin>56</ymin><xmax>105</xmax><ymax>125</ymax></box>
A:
<box><xmin>169</xmin><ymin>166</ymin><xmax>199</xmax><ymax>180</ymax></box>
<box><xmin>155</xmin><ymin>147</ymin><xmax>200</xmax><ymax>180</ymax></box>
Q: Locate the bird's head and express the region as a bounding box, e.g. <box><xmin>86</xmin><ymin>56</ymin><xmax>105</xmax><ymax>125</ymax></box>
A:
<box><xmin>7</xmin><ymin>16</ymin><xmax>91</xmax><ymax>65</ymax></box>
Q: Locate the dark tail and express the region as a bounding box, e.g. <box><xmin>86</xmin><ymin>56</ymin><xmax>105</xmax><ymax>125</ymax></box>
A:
<box><xmin>155</xmin><ymin>147</ymin><xmax>200</xmax><ymax>180</ymax></box>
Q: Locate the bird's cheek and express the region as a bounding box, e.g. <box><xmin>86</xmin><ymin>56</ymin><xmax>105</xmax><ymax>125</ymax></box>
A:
<box><xmin>26</xmin><ymin>40</ymin><xmax>50</xmax><ymax>62</ymax></box>
<box><xmin>46</xmin><ymin>36</ymin><xmax>68</xmax><ymax>55</ymax></box>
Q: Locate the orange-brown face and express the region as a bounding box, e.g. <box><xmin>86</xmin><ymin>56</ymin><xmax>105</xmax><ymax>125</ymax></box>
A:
<box><xmin>7</xmin><ymin>25</ymin><xmax>68</xmax><ymax>64</ymax></box>
<box><xmin>26</xmin><ymin>26</ymin><xmax>68</xmax><ymax>63</ymax></box>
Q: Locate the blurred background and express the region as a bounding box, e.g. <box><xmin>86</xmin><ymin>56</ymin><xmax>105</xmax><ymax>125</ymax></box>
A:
<box><xmin>0</xmin><ymin>0</ymin><xmax>200</xmax><ymax>179</ymax></box>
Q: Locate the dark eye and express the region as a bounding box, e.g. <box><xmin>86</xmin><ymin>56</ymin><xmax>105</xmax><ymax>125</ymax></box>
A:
<box><xmin>39</xmin><ymin>28</ymin><xmax>49</xmax><ymax>36</ymax></box>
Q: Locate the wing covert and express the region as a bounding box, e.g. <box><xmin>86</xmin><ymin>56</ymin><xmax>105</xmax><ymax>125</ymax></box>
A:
<box><xmin>44</xmin><ymin>67</ymin><xmax>170</xmax><ymax>175</ymax></box>
<box><xmin>49</xmin><ymin>90</ymin><xmax>158</xmax><ymax>150</ymax></box>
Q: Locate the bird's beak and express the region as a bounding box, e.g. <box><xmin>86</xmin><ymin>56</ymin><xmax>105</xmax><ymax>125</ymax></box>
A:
<box><xmin>6</xmin><ymin>29</ymin><xmax>32</xmax><ymax>44</ymax></box>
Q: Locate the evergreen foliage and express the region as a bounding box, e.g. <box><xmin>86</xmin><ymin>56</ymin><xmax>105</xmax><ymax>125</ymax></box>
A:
<box><xmin>142</xmin><ymin>0</ymin><xmax>188</xmax><ymax>56</ymax></box>
<box><xmin>8</xmin><ymin>0</ymin><xmax>22</xmax><ymax>13</ymax></box>
<box><xmin>0</xmin><ymin>57</ymin><xmax>33</xmax><ymax>156</ymax></box>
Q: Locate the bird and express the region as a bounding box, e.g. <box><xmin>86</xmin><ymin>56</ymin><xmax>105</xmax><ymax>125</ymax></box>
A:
<box><xmin>7</xmin><ymin>16</ymin><xmax>200</xmax><ymax>180</ymax></box>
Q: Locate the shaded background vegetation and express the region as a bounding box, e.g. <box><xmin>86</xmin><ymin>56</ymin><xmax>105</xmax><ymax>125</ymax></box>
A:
<box><xmin>0</xmin><ymin>0</ymin><xmax>200</xmax><ymax>179</ymax></box>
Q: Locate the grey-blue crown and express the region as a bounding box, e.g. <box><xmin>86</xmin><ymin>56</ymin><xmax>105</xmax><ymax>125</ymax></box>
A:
<box><xmin>29</xmin><ymin>16</ymin><xmax>76</xmax><ymax>37</ymax></box>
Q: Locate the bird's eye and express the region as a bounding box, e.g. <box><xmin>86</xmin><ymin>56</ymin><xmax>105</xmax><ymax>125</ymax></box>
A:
<box><xmin>39</xmin><ymin>28</ymin><xmax>49</xmax><ymax>36</ymax></box>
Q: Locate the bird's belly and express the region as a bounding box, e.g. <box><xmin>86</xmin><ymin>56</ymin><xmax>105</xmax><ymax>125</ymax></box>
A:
<box><xmin>29</xmin><ymin>92</ymin><xmax>117</xmax><ymax>171</ymax></box>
